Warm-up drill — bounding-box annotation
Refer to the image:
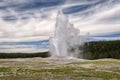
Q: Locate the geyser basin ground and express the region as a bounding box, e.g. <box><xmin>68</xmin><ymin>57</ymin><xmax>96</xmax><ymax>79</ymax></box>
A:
<box><xmin>0</xmin><ymin>57</ymin><xmax>119</xmax><ymax>80</ymax></box>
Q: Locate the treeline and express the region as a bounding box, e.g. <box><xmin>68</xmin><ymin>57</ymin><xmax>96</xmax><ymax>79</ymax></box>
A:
<box><xmin>0</xmin><ymin>40</ymin><xmax>120</xmax><ymax>59</ymax></box>
<box><xmin>0</xmin><ymin>52</ymin><xmax>50</xmax><ymax>59</ymax></box>
<box><xmin>81</xmin><ymin>40</ymin><xmax>120</xmax><ymax>60</ymax></box>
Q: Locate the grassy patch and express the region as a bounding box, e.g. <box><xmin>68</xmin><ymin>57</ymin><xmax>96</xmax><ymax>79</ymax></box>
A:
<box><xmin>0</xmin><ymin>67</ymin><xmax>11</xmax><ymax>72</ymax></box>
<box><xmin>0</xmin><ymin>58</ymin><xmax>119</xmax><ymax>80</ymax></box>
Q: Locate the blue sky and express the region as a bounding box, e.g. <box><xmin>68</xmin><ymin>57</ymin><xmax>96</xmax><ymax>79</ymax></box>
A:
<box><xmin>0</xmin><ymin>0</ymin><xmax>120</xmax><ymax>52</ymax></box>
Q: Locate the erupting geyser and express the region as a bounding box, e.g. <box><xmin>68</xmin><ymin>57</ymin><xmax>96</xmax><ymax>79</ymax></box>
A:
<box><xmin>49</xmin><ymin>10</ymin><xmax>83</xmax><ymax>57</ymax></box>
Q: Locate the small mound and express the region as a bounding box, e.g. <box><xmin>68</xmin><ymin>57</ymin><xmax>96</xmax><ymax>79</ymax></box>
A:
<box><xmin>45</xmin><ymin>56</ymin><xmax>85</xmax><ymax>64</ymax></box>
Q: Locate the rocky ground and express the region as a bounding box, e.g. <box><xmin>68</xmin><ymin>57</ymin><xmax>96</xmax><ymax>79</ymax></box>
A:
<box><xmin>0</xmin><ymin>57</ymin><xmax>119</xmax><ymax>80</ymax></box>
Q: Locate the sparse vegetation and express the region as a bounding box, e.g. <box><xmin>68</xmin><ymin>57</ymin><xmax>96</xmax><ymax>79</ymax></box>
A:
<box><xmin>0</xmin><ymin>58</ymin><xmax>119</xmax><ymax>80</ymax></box>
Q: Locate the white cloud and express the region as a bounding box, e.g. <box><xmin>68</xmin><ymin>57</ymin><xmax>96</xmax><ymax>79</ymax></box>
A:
<box><xmin>0</xmin><ymin>8</ymin><xmax>57</xmax><ymax>42</ymax></box>
<box><xmin>0</xmin><ymin>44</ymin><xmax>48</xmax><ymax>53</ymax></box>
<box><xmin>0</xmin><ymin>47</ymin><xmax>48</xmax><ymax>53</ymax></box>
<box><xmin>0</xmin><ymin>0</ymin><xmax>120</xmax><ymax>52</ymax></box>
<box><xmin>0</xmin><ymin>0</ymin><xmax>29</xmax><ymax>7</ymax></box>
<box><xmin>69</xmin><ymin>1</ymin><xmax>120</xmax><ymax>36</ymax></box>
<box><xmin>0</xmin><ymin>36</ymin><xmax>48</xmax><ymax>42</ymax></box>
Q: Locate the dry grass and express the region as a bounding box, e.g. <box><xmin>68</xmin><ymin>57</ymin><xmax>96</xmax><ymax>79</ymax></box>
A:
<box><xmin>0</xmin><ymin>57</ymin><xmax>119</xmax><ymax>80</ymax></box>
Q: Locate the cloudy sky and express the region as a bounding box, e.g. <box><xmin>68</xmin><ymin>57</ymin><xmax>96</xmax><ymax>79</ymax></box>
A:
<box><xmin>0</xmin><ymin>0</ymin><xmax>120</xmax><ymax>52</ymax></box>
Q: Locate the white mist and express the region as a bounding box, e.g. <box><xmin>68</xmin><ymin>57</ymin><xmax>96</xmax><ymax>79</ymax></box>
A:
<box><xmin>49</xmin><ymin>10</ymin><xmax>84</xmax><ymax>58</ymax></box>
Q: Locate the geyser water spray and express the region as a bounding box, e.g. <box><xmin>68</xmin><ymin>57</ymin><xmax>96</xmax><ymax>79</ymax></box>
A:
<box><xmin>49</xmin><ymin>10</ymin><xmax>84</xmax><ymax>57</ymax></box>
